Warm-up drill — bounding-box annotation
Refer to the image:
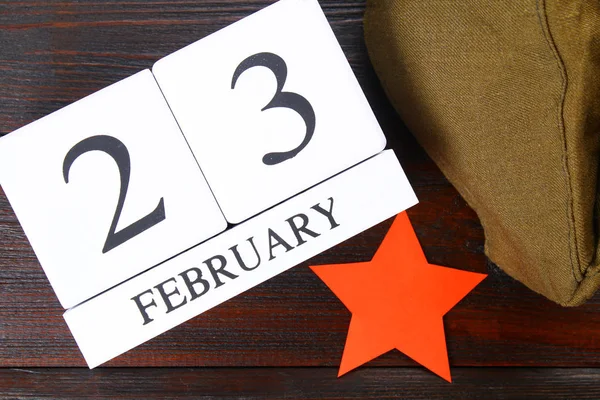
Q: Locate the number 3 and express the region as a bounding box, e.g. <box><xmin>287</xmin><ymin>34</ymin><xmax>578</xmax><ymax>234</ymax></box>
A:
<box><xmin>231</xmin><ymin>52</ymin><xmax>316</xmax><ymax>165</ymax></box>
<box><xmin>63</xmin><ymin>135</ymin><xmax>166</xmax><ymax>254</ymax></box>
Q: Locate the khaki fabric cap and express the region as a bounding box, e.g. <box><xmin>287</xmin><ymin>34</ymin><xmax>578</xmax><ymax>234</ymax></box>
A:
<box><xmin>364</xmin><ymin>0</ymin><xmax>600</xmax><ymax>306</ymax></box>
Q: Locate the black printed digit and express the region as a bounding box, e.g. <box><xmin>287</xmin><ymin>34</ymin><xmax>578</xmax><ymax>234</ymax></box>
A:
<box><xmin>231</xmin><ymin>52</ymin><xmax>316</xmax><ymax>165</ymax></box>
<box><xmin>63</xmin><ymin>135</ymin><xmax>166</xmax><ymax>254</ymax></box>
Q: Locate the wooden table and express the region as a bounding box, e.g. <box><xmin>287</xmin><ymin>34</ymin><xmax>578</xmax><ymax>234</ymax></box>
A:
<box><xmin>1</xmin><ymin>1</ymin><xmax>599</xmax><ymax>398</ymax></box>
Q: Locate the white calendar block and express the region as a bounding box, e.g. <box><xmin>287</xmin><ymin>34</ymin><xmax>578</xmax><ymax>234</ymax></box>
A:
<box><xmin>152</xmin><ymin>0</ymin><xmax>387</xmax><ymax>224</ymax></box>
<box><xmin>65</xmin><ymin>150</ymin><xmax>418</xmax><ymax>368</ymax></box>
<box><xmin>0</xmin><ymin>70</ymin><xmax>227</xmax><ymax>309</ymax></box>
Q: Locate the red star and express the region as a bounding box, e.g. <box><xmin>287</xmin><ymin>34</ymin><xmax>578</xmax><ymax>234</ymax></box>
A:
<box><xmin>310</xmin><ymin>212</ymin><xmax>486</xmax><ymax>382</ymax></box>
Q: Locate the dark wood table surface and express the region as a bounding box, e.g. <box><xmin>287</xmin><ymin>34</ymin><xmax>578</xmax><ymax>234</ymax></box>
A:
<box><xmin>1</xmin><ymin>1</ymin><xmax>600</xmax><ymax>398</ymax></box>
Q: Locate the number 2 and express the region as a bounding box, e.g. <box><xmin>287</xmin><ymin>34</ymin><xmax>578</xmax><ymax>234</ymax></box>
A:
<box><xmin>231</xmin><ymin>52</ymin><xmax>316</xmax><ymax>166</ymax></box>
<box><xmin>63</xmin><ymin>135</ymin><xmax>166</xmax><ymax>254</ymax></box>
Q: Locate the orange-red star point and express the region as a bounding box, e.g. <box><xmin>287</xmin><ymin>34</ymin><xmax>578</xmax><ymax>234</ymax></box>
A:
<box><xmin>310</xmin><ymin>211</ymin><xmax>486</xmax><ymax>382</ymax></box>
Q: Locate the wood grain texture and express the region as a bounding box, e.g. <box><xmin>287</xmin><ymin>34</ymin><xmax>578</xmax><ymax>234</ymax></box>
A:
<box><xmin>3</xmin><ymin>367</ymin><xmax>600</xmax><ymax>399</ymax></box>
<box><xmin>1</xmin><ymin>0</ymin><xmax>600</xmax><ymax>382</ymax></box>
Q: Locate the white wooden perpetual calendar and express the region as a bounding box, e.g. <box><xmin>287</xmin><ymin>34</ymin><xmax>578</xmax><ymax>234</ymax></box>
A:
<box><xmin>0</xmin><ymin>0</ymin><xmax>417</xmax><ymax>367</ymax></box>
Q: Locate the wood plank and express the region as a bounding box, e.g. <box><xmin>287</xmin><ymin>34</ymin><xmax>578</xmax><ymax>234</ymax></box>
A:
<box><xmin>3</xmin><ymin>207</ymin><xmax>600</xmax><ymax>368</ymax></box>
<box><xmin>2</xmin><ymin>367</ymin><xmax>600</xmax><ymax>399</ymax></box>
<box><xmin>2</xmin><ymin>0</ymin><xmax>600</xmax><ymax>369</ymax></box>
